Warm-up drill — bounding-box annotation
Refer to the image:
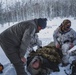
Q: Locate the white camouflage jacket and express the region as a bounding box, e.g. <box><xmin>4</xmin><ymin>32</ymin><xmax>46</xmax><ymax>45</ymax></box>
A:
<box><xmin>53</xmin><ymin>28</ymin><xmax>76</xmax><ymax>46</ymax></box>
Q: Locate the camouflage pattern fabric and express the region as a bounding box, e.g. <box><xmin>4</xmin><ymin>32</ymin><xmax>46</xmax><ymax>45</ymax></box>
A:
<box><xmin>27</xmin><ymin>43</ymin><xmax>61</xmax><ymax>75</ymax></box>
<box><xmin>29</xmin><ymin>45</ymin><xmax>61</xmax><ymax>64</ymax></box>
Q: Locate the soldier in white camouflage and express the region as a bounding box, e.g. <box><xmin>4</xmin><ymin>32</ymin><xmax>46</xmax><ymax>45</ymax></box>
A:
<box><xmin>53</xmin><ymin>19</ymin><xmax>76</xmax><ymax>66</ymax></box>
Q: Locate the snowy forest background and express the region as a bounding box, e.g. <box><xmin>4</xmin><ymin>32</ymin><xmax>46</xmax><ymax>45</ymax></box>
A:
<box><xmin>1</xmin><ymin>0</ymin><xmax>76</xmax><ymax>75</ymax></box>
<box><xmin>0</xmin><ymin>0</ymin><xmax>76</xmax><ymax>26</ymax></box>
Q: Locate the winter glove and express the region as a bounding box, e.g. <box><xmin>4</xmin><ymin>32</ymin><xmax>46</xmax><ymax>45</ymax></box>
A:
<box><xmin>37</xmin><ymin>46</ymin><xmax>42</xmax><ymax>50</ymax></box>
<box><xmin>39</xmin><ymin>46</ymin><xmax>42</xmax><ymax>48</ymax></box>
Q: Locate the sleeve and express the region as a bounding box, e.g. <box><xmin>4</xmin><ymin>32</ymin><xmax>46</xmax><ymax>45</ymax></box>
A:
<box><xmin>35</xmin><ymin>34</ymin><xmax>42</xmax><ymax>48</ymax></box>
<box><xmin>72</xmin><ymin>30</ymin><xmax>76</xmax><ymax>45</ymax></box>
<box><xmin>53</xmin><ymin>28</ymin><xmax>59</xmax><ymax>46</ymax></box>
<box><xmin>19</xmin><ymin>25</ymin><xmax>36</xmax><ymax>57</ymax></box>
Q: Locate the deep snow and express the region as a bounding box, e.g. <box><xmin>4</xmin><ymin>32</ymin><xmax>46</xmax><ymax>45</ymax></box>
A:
<box><xmin>0</xmin><ymin>17</ymin><xmax>76</xmax><ymax>75</ymax></box>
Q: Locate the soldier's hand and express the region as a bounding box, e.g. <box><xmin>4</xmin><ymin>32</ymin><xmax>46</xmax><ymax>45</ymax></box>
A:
<box><xmin>56</xmin><ymin>44</ymin><xmax>60</xmax><ymax>49</ymax></box>
<box><xmin>69</xmin><ymin>43</ymin><xmax>74</xmax><ymax>49</ymax></box>
<box><xmin>21</xmin><ymin>57</ymin><xmax>26</xmax><ymax>63</ymax></box>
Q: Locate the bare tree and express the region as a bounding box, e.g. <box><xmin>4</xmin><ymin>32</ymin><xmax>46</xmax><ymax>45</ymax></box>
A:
<box><xmin>0</xmin><ymin>0</ymin><xmax>4</xmax><ymax>26</ymax></box>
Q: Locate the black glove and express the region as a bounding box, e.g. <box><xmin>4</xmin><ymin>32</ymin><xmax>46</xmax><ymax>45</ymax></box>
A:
<box><xmin>39</xmin><ymin>46</ymin><xmax>42</xmax><ymax>48</ymax></box>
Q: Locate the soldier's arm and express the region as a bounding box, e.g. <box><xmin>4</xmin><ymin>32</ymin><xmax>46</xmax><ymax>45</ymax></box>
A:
<box><xmin>19</xmin><ymin>25</ymin><xmax>36</xmax><ymax>58</ymax></box>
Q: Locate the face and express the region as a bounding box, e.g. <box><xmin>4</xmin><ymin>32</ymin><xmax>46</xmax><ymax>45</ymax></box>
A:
<box><xmin>64</xmin><ymin>23</ymin><xmax>71</xmax><ymax>30</ymax></box>
<box><xmin>32</xmin><ymin>59</ymin><xmax>40</xmax><ymax>69</ymax></box>
<box><xmin>36</xmin><ymin>26</ymin><xmax>42</xmax><ymax>33</ymax></box>
<box><xmin>38</xmin><ymin>26</ymin><xmax>42</xmax><ymax>31</ymax></box>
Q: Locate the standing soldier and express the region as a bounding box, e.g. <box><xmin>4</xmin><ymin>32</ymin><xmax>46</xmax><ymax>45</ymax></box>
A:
<box><xmin>0</xmin><ymin>18</ymin><xmax>47</xmax><ymax>75</ymax></box>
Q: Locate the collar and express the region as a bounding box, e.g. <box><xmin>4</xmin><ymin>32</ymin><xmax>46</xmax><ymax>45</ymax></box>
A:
<box><xmin>34</xmin><ymin>19</ymin><xmax>39</xmax><ymax>33</ymax></box>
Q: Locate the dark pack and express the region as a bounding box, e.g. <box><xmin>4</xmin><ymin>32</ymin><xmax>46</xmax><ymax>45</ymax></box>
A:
<box><xmin>70</xmin><ymin>60</ymin><xmax>76</xmax><ymax>75</ymax></box>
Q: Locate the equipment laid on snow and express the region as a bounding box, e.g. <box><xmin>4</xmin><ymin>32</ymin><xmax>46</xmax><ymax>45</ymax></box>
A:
<box><xmin>0</xmin><ymin>63</ymin><xmax>4</xmax><ymax>73</ymax></box>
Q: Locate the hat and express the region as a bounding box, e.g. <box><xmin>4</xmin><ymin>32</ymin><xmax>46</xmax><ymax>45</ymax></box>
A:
<box><xmin>62</xmin><ymin>19</ymin><xmax>71</xmax><ymax>26</ymax></box>
<box><xmin>38</xmin><ymin>18</ymin><xmax>47</xmax><ymax>29</ymax></box>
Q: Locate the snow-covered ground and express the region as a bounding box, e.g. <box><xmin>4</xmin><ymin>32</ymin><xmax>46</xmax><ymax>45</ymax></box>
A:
<box><xmin>0</xmin><ymin>17</ymin><xmax>76</xmax><ymax>75</ymax></box>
